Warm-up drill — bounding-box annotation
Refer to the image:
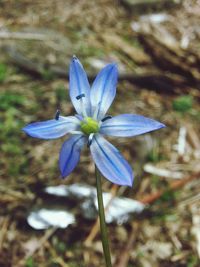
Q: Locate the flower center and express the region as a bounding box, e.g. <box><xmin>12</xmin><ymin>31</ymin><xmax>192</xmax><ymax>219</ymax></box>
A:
<box><xmin>80</xmin><ymin>117</ymin><xmax>99</xmax><ymax>135</ymax></box>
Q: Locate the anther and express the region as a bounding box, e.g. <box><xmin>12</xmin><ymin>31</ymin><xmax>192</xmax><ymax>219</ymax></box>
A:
<box><xmin>101</xmin><ymin>115</ymin><xmax>112</xmax><ymax>122</ymax></box>
<box><xmin>55</xmin><ymin>110</ymin><xmax>60</xmax><ymax>120</ymax></box>
<box><xmin>76</xmin><ymin>93</ymin><xmax>85</xmax><ymax>100</ymax></box>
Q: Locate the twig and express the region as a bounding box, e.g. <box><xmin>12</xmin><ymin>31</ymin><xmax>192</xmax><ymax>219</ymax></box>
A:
<box><xmin>185</xmin><ymin>123</ymin><xmax>200</xmax><ymax>151</ymax></box>
<box><xmin>2</xmin><ymin>45</ymin><xmax>188</xmax><ymax>92</ymax></box>
<box><xmin>138</xmin><ymin>172</ymin><xmax>200</xmax><ymax>204</ymax></box>
<box><xmin>0</xmin><ymin>217</ymin><xmax>9</xmax><ymax>253</ymax></box>
<box><xmin>144</xmin><ymin>163</ymin><xmax>183</xmax><ymax>179</ymax></box>
<box><xmin>0</xmin><ymin>31</ymin><xmax>48</xmax><ymax>41</ymax></box>
<box><xmin>139</xmin><ymin>33</ymin><xmax>200</xmax><ymax>84</ymax></box>
<box><xmin>27</xmin><ymin>227</ymin><xmax>57</xmax><ymax>258</ymax></box>
<box><xmin>17</xmin><ymin>227</ymin><xmax>57</xmax><ymax>266</ymax></box>
<box><xmin>101</xmin><ymin>33</ymin><xmax>151</xmax><ymax>65</ymax></box>
<box><xmin>114</xmin><ymin>222</ymin><xmax>138</xmax><ymax>267</ymax></box>
<box><xmin>177</xmin><ymin>126</ymin><xmax>187</xmax><ymax>156</ymax></box>
<box><xmin>178</xmin><ymin>192</ymin><xmax>200</xmax><ymax>207</ymax></box>
<box><xmin>48</xmin><ymin>244</ymin><xmax>70</xmax><ymax>267</ymax></box>
<box><xmin>113</xmin><ymin>172</ymin><xmax>200</xmax><ymax>267</ymax></box>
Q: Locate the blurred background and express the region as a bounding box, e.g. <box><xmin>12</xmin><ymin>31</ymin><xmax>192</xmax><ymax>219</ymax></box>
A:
<box><xmin>0</xmin><ymin>0</ymin><xmax>200</xmax><ymax>266</ymax></box>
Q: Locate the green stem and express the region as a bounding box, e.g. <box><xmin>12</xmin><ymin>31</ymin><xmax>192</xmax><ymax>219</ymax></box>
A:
<box><xmin>95</xmin><ymin>165</ymin><xmax>112</xmax><ymax>267</ymax></box>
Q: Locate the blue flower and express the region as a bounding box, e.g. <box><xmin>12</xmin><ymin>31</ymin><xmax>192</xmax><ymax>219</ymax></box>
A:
<box><xmin>23</xmin><ymin>56</ymin><xmax>165</xmax><ymax>187</ymax></box>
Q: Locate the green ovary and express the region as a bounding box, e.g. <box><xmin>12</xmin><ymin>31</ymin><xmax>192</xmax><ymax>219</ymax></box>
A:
<box><xmin>80</xmin><ymin>117</ymin><xmax>99</xmax><ymax>135</ymax></box>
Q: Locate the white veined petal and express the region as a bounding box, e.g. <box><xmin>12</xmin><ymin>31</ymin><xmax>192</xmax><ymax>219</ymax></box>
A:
<box><xmin>23</xmin><ymin>116</ymin><xmax>80</xmax><ymax>139</ymax></box>
<box><xmin>69</xmin><ymin>56</ymin><xmax>91</xmax><ymax>117</ymax></box>
<box><xmin>59</xmin><ymin>134</ymin><xmax>86</xmax><ymax>177</ymax></box>
<box><xmin>100</xmin><ymin>114</ymin><xmax>165</xmax><ymax>137</ymax></box>
<box><xmin>90</xmin><ymin>63</ymin><xmax>118</xmax><ymax>120</ymax></box>
<box><xmin>90</xmin><ymin>134</ymin><xmax>133</xmax><ymax>186</ymax></box>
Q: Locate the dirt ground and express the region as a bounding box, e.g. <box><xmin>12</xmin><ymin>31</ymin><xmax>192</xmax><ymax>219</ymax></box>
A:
<box><xmin>0</xmin><ymin>1</ymin><xmax>200</xmax><ymax>266</ymax></box>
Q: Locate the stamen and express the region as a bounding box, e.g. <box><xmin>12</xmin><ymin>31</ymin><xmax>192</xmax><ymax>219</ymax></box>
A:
<box><xmin>76</xmin><ymin>94</ymin><xmax>87</xmax><ymax>117</ymax></box>
<box><xmin>69</xmin><ymin>131</ymin><xmax>83</xmax><ymax>135</ymax></box>
<box><xmin>76</xmin><ymin>93</ymin><xmax>85</xmax><ymax>100</ymax></box>
<box><xmin>101</xmin><ymin>115</ymin><xmax>112</xmax><ymax>122</ymax></box>
<box><xmin>87</xmin><ymin>133</ymin><xmax>94</xmax><ymax>147</ymax></box>
<box><xmin>55</xmin><ymin>110</ymin><xmax>60</xmax><ymax>120</ymax></box>
<box><xmin>92</xmin><ymin>102</ymin><xmax>101</xmax><ymax>120</ymax></box>
<box><xmin>73</xmin><ymin>55</ymin><xmax>78</xmax><ymax>60</ymax></box>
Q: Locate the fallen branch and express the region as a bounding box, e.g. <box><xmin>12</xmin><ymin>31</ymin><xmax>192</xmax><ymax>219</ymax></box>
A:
<box><xmin>139</xmin><ymin>34</ymin><xmax>200</xmax><ymax>85</ymax></box>
<box><xmin>101</xmin><ymin>33</ymin><xmax>151</xmax><ymax>65</ymax></box>
<box><xmin>2</xmin><ymin>45</ymin><xmax>188</xmax><ymax>93</ymax></box>
<box><xmin>138</xmin><ymin>172</ymin><xmax>200</xmax><ymax>204</ymax></box>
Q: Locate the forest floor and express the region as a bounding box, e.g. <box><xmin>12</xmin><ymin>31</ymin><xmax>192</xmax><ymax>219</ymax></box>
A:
<box><xmin>0</xmin><ymin>1</ymin><xmax>200</xmax><ymax>266</ymax></box>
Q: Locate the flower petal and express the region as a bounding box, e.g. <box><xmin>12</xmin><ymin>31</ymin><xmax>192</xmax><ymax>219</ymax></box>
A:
<box><xmin>22</xmin><ymin>116</ymin><xmax>80</xmax><ymax>139</ymax></box>
<box><xmin>69</xmin><ymin>56</ymin><xmax>91</xmax><ymax>116</ymax></box>
<box><xmin>59</xmin><ymin>134</ymin><xmax>86</xmax><ymax>177</ymax></box>
<box><xmin>90</xmin><ymin>63</ymin><xmax>118</xmax><ymax>120</ymax></box>
<box><xmin>100</xmin><ymin>114</ymin><xmax>165</xmax><ymax>137</ymax></box>
<box><xmin>90</xmin><ymin>134</ymin><xmax>133</xmax><ymax>186</ymax></box>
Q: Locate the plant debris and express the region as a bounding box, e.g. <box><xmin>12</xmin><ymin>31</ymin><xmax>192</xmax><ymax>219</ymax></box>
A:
<box><xmin>0</xmin><ymin>0</ymin><xmax>200</xmax><ymax>266</ymax></box>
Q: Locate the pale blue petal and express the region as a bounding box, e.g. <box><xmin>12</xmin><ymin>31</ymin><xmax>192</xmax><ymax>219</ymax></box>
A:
<box><xmin>100</xmin><ymin>114</ymin><xmax>165</xmax><ymax>137</ymax></box>
<box><xmin>90</xmin><ymin>134</ymin><xmax>133</xmax><ymax>186</ymax></box>
<box><xmin>23</xmin><ymin>116</ymin><xmax>80</xmax><ymax>139</ymax></box>
<box><xmin>59</xmin><ymin>134</ymin><xmax>86</xmax><ymax>177</ymax></box>
<box><xmin>69</xmin><ymin>56</ymin><xmax>91</xmax><ymax>116</ymax></box>
<box><xmin>90</xmin><ymin>63</ymin><xmax>118</xmax><ymax>120</ymax></box>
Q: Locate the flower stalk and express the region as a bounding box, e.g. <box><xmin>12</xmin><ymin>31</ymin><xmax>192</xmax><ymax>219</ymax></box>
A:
<box><xmin>95</xmin><ymin>165</ymin><xmax>112</xmax><ymax>267</ymax></box>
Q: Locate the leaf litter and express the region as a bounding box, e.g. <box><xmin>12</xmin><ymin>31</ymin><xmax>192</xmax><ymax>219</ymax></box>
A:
<box><xmin>0</xmin><ymin>0</ymin><xmax>200</xmax><ymax>266</ymax></box>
